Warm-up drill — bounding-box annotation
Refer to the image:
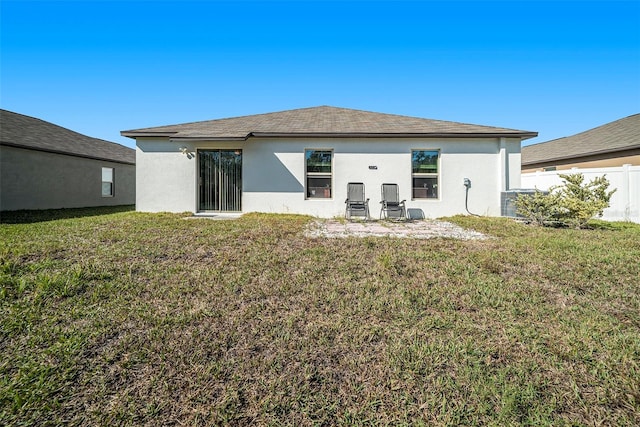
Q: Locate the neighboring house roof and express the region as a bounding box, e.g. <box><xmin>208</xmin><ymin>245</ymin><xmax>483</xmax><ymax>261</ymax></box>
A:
<box><xmin>522</xmin><ymin>113</ymin><xmax>640</xmax><ymax>166</ymax></box>
<box><xmin>121</xmin><ymin>106</ymin><xmax>537</xmax><ymax>141</ymax></box>
<box><xmin>0</xmin><ymin>109</ymin><xmax>135</xmax><ymax>165</ymax></box>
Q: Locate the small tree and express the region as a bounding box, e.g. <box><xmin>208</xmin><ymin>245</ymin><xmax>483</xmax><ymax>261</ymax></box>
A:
<box><xmin>515</xmin><ymin>173</ymin><xmax>616</xmax><ymax>228</ymax></box>
<box><xmin>553</xmin><ymin>173</ymin><xmax>616</xmax><ymax>228</ymax></box>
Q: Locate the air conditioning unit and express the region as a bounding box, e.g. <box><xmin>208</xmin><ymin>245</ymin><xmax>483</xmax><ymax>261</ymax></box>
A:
<box><xmin>501</xmin><ymin>189</ymin><xmax>547</xmax><ymax>217</ymax></box>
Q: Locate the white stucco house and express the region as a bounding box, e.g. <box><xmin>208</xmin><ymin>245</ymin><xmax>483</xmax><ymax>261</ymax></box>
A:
<box><xmin>122</xmin><ymin>106</ymin><xmax>537</xmax><ymax>218</ymax></box>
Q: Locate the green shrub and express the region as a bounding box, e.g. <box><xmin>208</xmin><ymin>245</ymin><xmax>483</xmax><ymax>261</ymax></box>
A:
<box><xmin>554</xmin><ymin>173</ymin><xmax>616</xmax><ymax>228</ymax></box>
<box><xmin>512</xmin><ymin>190</ymin><xmax>559</xmax><ymax>226</ymax></box>
<box><xmin>516</xmin><ymin>173</ymin><xmax>616</xmax><ymax>228</ymax></box>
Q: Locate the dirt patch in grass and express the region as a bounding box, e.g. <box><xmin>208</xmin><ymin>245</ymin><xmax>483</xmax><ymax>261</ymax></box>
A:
<box><xmin>305</xmin><ymin>218</ymin><xmax>489</xmax><ymax>240</ymax></box>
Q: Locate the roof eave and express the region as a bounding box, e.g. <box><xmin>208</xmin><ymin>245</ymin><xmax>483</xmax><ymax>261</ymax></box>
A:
<box><xmin>120</xmin><ymin>131</ymin><xmax>179</xmax><ymax>139</ymax></box>
<box><xmin>121</xmin><ymin>132</ymin><xmax>249</xmax><ymax>141</ymax></box>
<box><xmin>519</xmin><ymin>132</ymin><xmax>539</xmax><ymax>141</ymax></box>
<box><xmin>122</xmin><ymin>131</ymin><xmax>538</xmax><ymax>141</ymax></box>
<box><xmin>169</xmin><ymin>136</ymin><xmax>249</xmax><ymax>142</ymax></box>
<box><xmin>0</xmin><ymin>141</ymin><xmax>136</xmax><ymax>165</ymax></box>
<box><xmin>251</xmin><ymin>132</ymin><xmax>539</xmax><ymax>139</ymax></box>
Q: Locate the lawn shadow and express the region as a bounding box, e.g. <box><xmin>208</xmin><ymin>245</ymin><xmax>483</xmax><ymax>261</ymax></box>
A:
<box><xmin>586</xmin><ymin>219</ymin><xmax>640</xmax><ymax>231</ymax></box>
<box><xmin>0</xmin><ymin>205</ymin><xmax>135</xmax><ymax>224</ymax></box>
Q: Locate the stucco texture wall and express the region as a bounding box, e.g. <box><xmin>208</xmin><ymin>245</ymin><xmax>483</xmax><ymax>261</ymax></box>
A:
<box><xmin>135</xmin><ymin>136</ymin><xmax>520</xmax><ymax>218</ymax></box>
<box><xmin>0</xmin><ymin>146</ymin><xmax>135</xmax><ymax>211</ymax></box>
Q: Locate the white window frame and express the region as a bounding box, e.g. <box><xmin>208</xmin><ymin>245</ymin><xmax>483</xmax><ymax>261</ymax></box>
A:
<box><xmin>102</xmin><ymin>167</ymin><xmax>114</xmax><ymax>197</ymax></box>
<box><xmin>411</xmin><ymin>150</ymin><xmax>439</xmax><ymax>200</ymax></box>
<box><xmin>305</xmin><ymin>149</ymin><xmax>333</xmax><ymax>200</ymax></box>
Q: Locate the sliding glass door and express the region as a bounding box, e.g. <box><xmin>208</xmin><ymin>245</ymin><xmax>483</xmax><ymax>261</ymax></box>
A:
<box><xmin>198</xmin><ymin>150</ymin><xmax>242</xmax><ymax>212</ymax></box>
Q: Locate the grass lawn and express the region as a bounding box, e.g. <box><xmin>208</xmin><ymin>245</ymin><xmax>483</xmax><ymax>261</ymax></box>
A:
<box><xmin>1</xmin><ymin>207</ymin><xmax>639</xmax><ymax>426</ymax></box>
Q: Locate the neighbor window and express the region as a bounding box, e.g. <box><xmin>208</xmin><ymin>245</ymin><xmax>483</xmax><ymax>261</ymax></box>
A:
<box><xmin>412</xmin><ymin>150</ymin><xmax>439</xmax><ymax>199</ymax></box>
<box><xmin>102</xmin><ymin>167</ymin><xmax>114</xmax><ymax>197</ymax></box>
<box><xmin>305</xmin><ymin>150</ymin><xmax>332</xmax><ymax>198</ymax></box>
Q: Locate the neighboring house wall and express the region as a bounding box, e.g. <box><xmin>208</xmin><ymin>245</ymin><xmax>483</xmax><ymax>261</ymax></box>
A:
<box><xmin>136</xmin><ymin>136</ymin><xmax>521</xmax><ymax>218</ymax></box>
<box><xmin>521</xmin><ymin>165</ymin><xmax>640</xmax><ymax>223</ymax></box>
<box><xmin>521</xmin><ymin>150</ymin><xmax>640</xmax><ymax>173</ymax></box>
<box><xmin>1</xmin><ymin>145</ymin><xmax>135</xmax><ymax>211</ymax></box>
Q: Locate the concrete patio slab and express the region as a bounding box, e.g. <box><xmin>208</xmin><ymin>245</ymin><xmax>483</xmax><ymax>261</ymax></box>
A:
<box><xmin>183</xmin><ymin>213</ymin><xmax>242</xmax><ymax>220</ymax></box>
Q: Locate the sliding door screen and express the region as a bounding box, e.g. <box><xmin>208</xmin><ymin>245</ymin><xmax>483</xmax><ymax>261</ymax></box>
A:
<box><xmin>199</xmin><ymin>150</ymin><xmax>242</xmax><ymax>211</ymax></box>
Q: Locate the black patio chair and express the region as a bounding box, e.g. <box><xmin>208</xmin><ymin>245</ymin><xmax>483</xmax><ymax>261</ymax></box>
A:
<box><xmin>345</xmin><ymin>182</ymin><xmax>370</xmax><ymax>221</ymax></box>
<box><xmin>380</xmin><ymin>183</ymin><xmax>406</xmax><ymax>220</ymax></box>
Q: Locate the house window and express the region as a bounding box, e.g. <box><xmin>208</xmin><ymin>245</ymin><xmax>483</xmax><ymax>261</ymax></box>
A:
<box><xmin>305</xmin><ymin>150</ymin><xmax>332</xmax><ymax>199</ymax></box>
<box><xmin>412</xmin><ymin>150</ymin><xmax>439</xmax><ymax>199</ymax></box>
<box><xmin>102</xmin><ymin>167</ymin><xmax>114</xmax><ymax>197</ymax></box>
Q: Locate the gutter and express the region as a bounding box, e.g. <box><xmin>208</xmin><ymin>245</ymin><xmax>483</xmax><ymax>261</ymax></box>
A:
<box><xmin>120</xmin><ymin>131</ymin><xmax>178</xmax><ymax>139</ymax></box>
<box><xmin>250</xmin><ymin>132</ymin><xmax>539</xmax><ymax>139</ymax></box>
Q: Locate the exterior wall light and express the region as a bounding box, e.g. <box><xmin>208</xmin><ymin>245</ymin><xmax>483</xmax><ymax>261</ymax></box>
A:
<box><xmin>179</xmin><ymin>146</ymin><xmax>193</xmax><ymax>159</ymax></box>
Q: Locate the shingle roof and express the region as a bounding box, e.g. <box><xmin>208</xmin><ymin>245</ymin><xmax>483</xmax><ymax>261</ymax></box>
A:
<box><xmin>1</xmin><ymin>109</ymin><xmax>135</xmax><ymax>165</ymax></box>
<box><xmin>121</xmin><ymin>106</ymin><xmax>537</xmax><ymax>140</ymax></box>
<box><xmin>522</xmin><ymin>114</ymin><xmax>640</xmax><ymax>166</ymax></box>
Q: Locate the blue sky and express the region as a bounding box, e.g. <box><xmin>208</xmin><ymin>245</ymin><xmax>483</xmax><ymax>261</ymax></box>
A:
<box><xmin>2</xmin><ymin>0</ymin><xmax>639</xmax><ymax>149</ymax></box>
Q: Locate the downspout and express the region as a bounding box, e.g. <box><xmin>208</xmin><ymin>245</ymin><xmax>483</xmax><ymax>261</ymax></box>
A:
<box><xmin>499</xmin><ymin>137</ymin><xmax>509</xmax><ymax>191</ymax></box>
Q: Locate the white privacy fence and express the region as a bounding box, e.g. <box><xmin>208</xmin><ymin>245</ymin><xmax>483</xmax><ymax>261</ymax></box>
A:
<box><xmin>521</xmin><ymin>165</ymin><xmax>640</xmax><ymax>223</ymax></box>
